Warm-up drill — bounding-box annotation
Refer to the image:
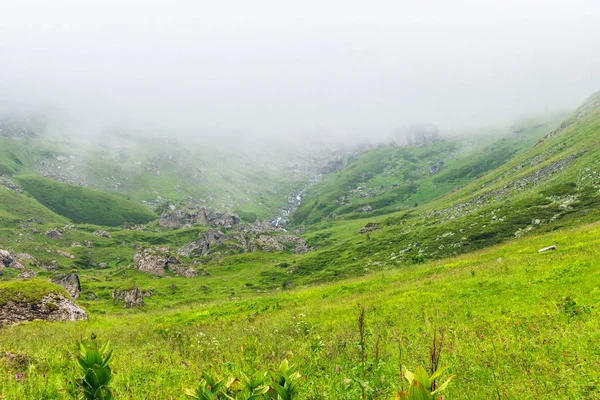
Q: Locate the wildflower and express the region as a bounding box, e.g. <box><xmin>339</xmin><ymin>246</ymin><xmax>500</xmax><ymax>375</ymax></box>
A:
<box><xmin>15</xmin><ymin>372</ymin><xmax>24</xmax><ymax>382</ymax></box>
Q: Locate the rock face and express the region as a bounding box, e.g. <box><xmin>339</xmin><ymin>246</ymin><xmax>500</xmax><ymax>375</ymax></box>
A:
<box><xmin>133</xmin><ymin>247</ymin><xmax>195</xmax><ymax>277</ymax></box>
<box><xmin>0</xmin><ymin>293</ymin><xmax>87</xmax><ymax>326</ymax></box>
<box><xmin>112</xmin><ymin>283</ymin><xmax>147</xmax><ymax>308</ymax></box>
<box><xmin>159</xmin><ymin>205</ymin><xmax>240</xmax><ymax>229</ymax></box>
<box><xmin>50</xmin><ymin>273</ymin><xmax>81</xmax><ymax>299</ymax></box>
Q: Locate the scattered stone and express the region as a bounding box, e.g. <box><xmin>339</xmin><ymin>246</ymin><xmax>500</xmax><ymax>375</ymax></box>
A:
<box><xmin>39</xmin><ymin>260</ymin><xmax>59</xmax><ymax>271</ymax></box>
<box><xmin>56</xmin><ymin>250</ymin><xmax>76</xmax><ymax>259</ymax></box>
<box><xmin>93</xmin><ymin>230</ymin><xmax>111</xmax><ymax>239</ymax></box>
<box><xmin>17</xmin><ymin>269</ymin><xmax>37</xmax><ymax>279</ymax></box>
<box><xmin>360</xmin><ymin>205</ymin><xmax>373</xmax><ymax>213</ymax></box>
<box><xmin>168</xmin><ymin>264</ymin><xmax>197</xmax><ymax>278</ymax></box>
<box><xmin>538</xmin><ymin>245</ymin><xmax>557</xmax><ymax>253</ymax></box>
<box><xmin>44</xmin><ymin>229</ymin><xmax>63</xmax><ymax>239</ymax></box>
<box><xmin>359</xmin><ymin>222</ymin><xmax>379</xmax><ymax>234</ymax></box>
<box><xmin>84</xmin><ymin>292</ymin><xmax>98</xmax><ymax>301</ymax></box>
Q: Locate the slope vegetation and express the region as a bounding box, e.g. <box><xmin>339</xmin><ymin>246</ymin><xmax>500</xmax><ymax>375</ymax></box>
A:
<box><xmin>17</xmin><ymin>175</ymin><xmax>157</xmax><ymax>226</ymax></box>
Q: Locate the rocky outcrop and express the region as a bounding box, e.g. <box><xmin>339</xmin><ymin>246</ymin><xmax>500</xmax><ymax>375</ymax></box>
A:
<box><xmin>112</xmin><ymin>283</ymin><xmax>148</xmax><ymax>308</ymax></box>
<box><xmin>133</xmin><ymin>247</ymin><xmax>194</xmax><ymax>277</ymax></box>
<box><xmin>178</xmin><ymin>229</ymin><xmax>309</xmax><ymax>257</ymax></box>
<box><xmin>177</xmin><ymin>229</ymin><xmax>225</xmax><ymax>257</ymax></box>
<box><xmin>44</xmin><ymin>229</ymin><xmax>63</xmax><ymax>239</ymax></box>
<box><xmin>50</xmin><ymin>273</ymin><xmax>82</xmax><ymax>299</ymax></box>
<box><xmin>159</xmin><ymin>205</ymin><xmax>239</xmax><ymax>229</ymax></box>
<box><xmin>0</xmin><ymin>292</ymin><xmax>87</xmax><ymax>326</ymax></box>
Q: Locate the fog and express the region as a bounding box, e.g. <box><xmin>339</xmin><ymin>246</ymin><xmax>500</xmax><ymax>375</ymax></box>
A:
<box><xmin>1</xmin><ymin>0</ymin><xmax>600</xmax><ymax>140</ymax></box>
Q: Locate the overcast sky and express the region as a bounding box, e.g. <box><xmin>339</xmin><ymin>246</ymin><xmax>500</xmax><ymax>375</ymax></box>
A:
<box><xmin>1</xmin><ymin>0</ymin><xmax>599</xmax><ymax>138</ymax></box>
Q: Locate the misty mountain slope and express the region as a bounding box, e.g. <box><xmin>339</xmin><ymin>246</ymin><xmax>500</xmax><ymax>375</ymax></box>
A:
<box><xmin>292</xmin><ymin>118</ymin><xmax>558</xmax><ymax>226</ymax></box>
<box><xmin>0</xmin><ymin>127</ymin><xmax>333</xmax><ymax>220</ymax></box>
<box><xmin>285</xmin><ymin>93</ymin><xmax>600</xmax><ymax>282</ymax></box>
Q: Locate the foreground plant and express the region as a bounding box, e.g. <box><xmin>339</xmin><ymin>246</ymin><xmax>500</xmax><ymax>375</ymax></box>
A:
<box><xmin>75</xmin><ymin>336</ymin><xmax>113</xmax><ymax>400</ymax></box>
<box><xmin>395</xmin><ymin>365</ymin><xmax>454</xmax><ymax>400</ymax></box>
<box><xmin>184</xmin><ymin>360</ymin><xmax>301</xmax><ymax>400</ymax></box>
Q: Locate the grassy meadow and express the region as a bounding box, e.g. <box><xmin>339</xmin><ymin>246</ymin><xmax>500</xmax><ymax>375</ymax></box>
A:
<box><xmin>1</xmin><ymin>221</ymin><xmax>599</xmax><ymax>399</ymax></box>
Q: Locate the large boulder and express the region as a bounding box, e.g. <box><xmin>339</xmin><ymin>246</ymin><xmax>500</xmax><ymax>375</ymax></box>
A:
<box><xmin>50</xmin><ymin>273</ymin><xmax>82</xmax><ymax>299</ymax></box>
<box><xmin>0</xmin><ymin>283</ymin><xmax>87</xmax><ymax>326</ymax></box>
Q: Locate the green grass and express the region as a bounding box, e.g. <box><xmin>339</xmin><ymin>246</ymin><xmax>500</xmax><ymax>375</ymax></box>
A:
<box><xmin>1</xmin><ymin>221</ymin><xmax>599</xmax><ymax>398</ymax></box>
<box><xmin>0</xmin><ymin>279</ymin><xmax>67</xmax><ymax>306</ymax></box>
<box><xmin>292</xmin><ymin>119</ymin><xmax>557</xmax><ymax>226</ymax></box>
<box><xmin>17</xmin><ymin>175</ymin><xmax>157</xmax><ymax>226</ymax></box>
<box><xmin>0</xmin><ymin>187</ymin><xmax>68</xmax><ymax>227</ymax></box>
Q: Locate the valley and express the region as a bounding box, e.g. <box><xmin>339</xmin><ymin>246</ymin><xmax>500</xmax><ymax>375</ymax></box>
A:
<box><xmin>0</xmin><ymin>91</ymin><xmax>599</xmax><ymax>399</ymax></box>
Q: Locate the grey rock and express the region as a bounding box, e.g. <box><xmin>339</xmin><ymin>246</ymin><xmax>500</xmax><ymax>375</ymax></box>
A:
<box><xmin>93</xmin><ymin>230</ymin><xmax>111</xmax><ymax>239</ymax></box>
<box><xmin>159</xmin><ymin>205</ymin><xmax>239</xmax><ymax>229</ymax></box>
<box><xmin>538</xmin><ymin>245</ymin><xmax>557</xmax><ymax>253</ymax></box>
<box><xmin>359</xmin><ymin>222</ymin><xmax>379</xmax><ymax>234</ymax></box>
<box><xmin>50</xmin><ymin>273</ymin><xmax>81</xmax><ymax>299</ymax></box>
<box><xmin>0</xmin><ymin>292</ymin><xmax>87</xmax><ymax>326</ymax></box>
<box><xmin>44</xmin><ymin>229</ymin><xmax>63</xmax><ymax>239</ymax></box>
<box><xmin>112</xmin><ymin>283</ymin><xmax>147</xmax><ymax>308</ymax></box>
<box><xmin>133</xmin><ymin>247</ymin><xmax>192</xmax><ymax>277</ymax></box>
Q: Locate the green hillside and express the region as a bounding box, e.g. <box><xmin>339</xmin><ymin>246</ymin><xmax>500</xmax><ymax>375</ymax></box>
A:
<box><xmin>0</xmin><ymin>186</ymin><xmax>67</xmax><ymax>227</ymax></box>
<box><xmin>17</xmin><ymin>175</ymin><xmax>157</xmax><ymax>226</ymax></box>
<box><xmin>292</xmin><ymin>120</ymin><xmax>558</xmax><ymax>225</ymax></box>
